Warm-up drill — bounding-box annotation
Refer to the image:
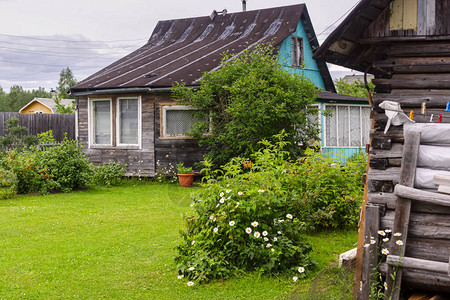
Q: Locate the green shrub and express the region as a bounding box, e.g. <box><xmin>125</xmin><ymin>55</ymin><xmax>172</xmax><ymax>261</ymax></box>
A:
<box><xmin>92</xmin><ymin>162</ymin><xmax>126</xmax><ymax>187</ymax></box>
<box><xmin>294</xmin><ymin>148</ymin><xmax>365</xmax><ymax>229</ymax></box>
<box><xmin>1</xmin><ymin>150</ymin><xmax>56</xmax><ymax>194</ymax></box>
<box><xmin>36</xmin><ymin>138</ymin><xmax>92</xmax><ymax>192</ymax></box>
<box><xmin>0</xmin><ymin>168</ymin><xmax>18</xmax><ymax>199</ymax></box>
<box><xmin>175</xmin><ymin>135</ymin><xmax>315</xmax><ymax>284</ymax></box>
<box><xmin>37</xmin><ymin>130</ymin><xmax>56</xmax><ymax>144</ymax></box>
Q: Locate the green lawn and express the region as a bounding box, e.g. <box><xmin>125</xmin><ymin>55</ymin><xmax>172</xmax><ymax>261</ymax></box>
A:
<box><xmin>0</xmin><ymin>182</ymin><xmax>357</xmax><ymax>299</ymax></box>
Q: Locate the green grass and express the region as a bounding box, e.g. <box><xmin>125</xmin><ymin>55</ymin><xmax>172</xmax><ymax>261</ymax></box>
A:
<box><xmin>0</xmin><ymin>182</ymin><xmax>357</xmax><ymax>299</ymax></box>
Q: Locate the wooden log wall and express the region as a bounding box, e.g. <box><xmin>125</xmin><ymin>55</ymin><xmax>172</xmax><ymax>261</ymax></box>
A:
<box><xmin>365</xmin><ymin>39</ymin><xmax>450</xmax><ymax>294</ymax></box>
<box><xmin>76</xmin><ymin>92</ymin><xmax>204</xmax><ymax>177</ymax></box>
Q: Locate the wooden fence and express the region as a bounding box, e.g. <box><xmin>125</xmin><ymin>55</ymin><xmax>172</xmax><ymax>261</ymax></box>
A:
<box><xmin>0</xmin><ymin>113</ymin><xmax>76</xmax><ymax>142</ymax></box>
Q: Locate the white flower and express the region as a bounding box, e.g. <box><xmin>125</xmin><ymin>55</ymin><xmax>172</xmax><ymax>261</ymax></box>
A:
<box><xmin>226</xmin><ymin>189</ymin><xmax>232</xmax><ymax>193</ymax></box>
<box><xmin>286</xmin><ymin>214</ymin><xmax>293</xmax><ymax>219</ymax></box>
<box><xmin>187</xmin><ymin>281</ymin><xmax>194</xmax><ymax>287</ymax></box>
<box><xmin>370</xmin><ymin>240</ymin><xmax>376</xmax><ymax>245</ymax></box>
<box><xmin>251</xmin><ymin>221</ymin><xmax>259</xmax><ymax>227</ymax></box>
<box><xmin>264</xmin><ymin>237</ymin><xmax>269</xmax><ymax>241</ymax></box>
<box><xmin>254</xmin><ymin>231</ymin><xmax>261</xmax><ymax>238</ymax></box>
<box><xmin>262</xmin><ymin>231</ymin><xmax>268</xmax><ymax>236</ymax></box>
<box><xmin>220</xmin><ymin>192</ymin><xmax>224</xmax><ymax>197</ymax></box>
<box><xmin>238</xmin><ymin>191</ymin><xmax>243</xmax><ymax>196</ymax></box>
<box><xmin>277</xmin><ymin>231</ymin><xmax>282</xmax><ymax>235</ymax></box>
<box><xmin>384</xmin><ymin>282</ymin><xmax>388</xmax><ymax>289</ymax></box>
<box><xmin>188</xmin><ymin>267</ymin><xmax>195</xmax><ymax>271</ymax></box>
<box><xmin>396</xmin><ymin>240</ymin><xmax>403</xmax><ymax>246</ymax></box>
<box><xmin>191</xmin><ymin>240</ymin><xmax>195</xmax><ymax>245</ymax></box>
<box><xmin>213</xmin><ymin>227</ymin><xmax>218</xmax><ymax>233</ymax></box>
<box><xmin>229</xmin><ymin>221</ymin><xmax>235</xmax><ymax>226</ymax></box>
<box><xmin>298</xmin><ymin>267</ymin><xmax>305</xmax><ymax>273</ymax></box>
<box><xmin>258</xmin><ymin>189</ymin><xmax>265</xmax><ymax>193</ymax></box>
<box><xmin>273</xmin><ymin>237</ymin><xmax>278</xmax><ymax>242</ymax></box>
<box><xmin>383</xmin><ymin>238</ymin><xmax>389</xmax><ymax>243</ymax></box>
<box><xmin>293</xmin><ymin>276</ymin><xmax>298</xmax><ymax>282</ymax></box>
<box><xmin>385</xmin><ymin>229</ymin><xmax>392</xmax><ymax>233</ymax></box>
<box><xmin>245</xmin><ymin>227</ymin><xmax>252</xmax><ymax>234</ymax></box>
<box><xmin>190</xmin><ymin>203</ymin><xmax>195</xmax><ymax>207</ymax></box>
<box><xmin>219</xmin><ymin>198</ymin><xmax>225</xmax><ymax>204</ymax></box>
<box><xmin>381</xmin><ymin>248</ymin><xmax>389</xmax><ymax>255</ymax></box>
<box><xmin>213</xmin><ymin>217</ymin><xmax>216</xmax><ymax>222</ymax></box>
<box><xmin>216</xmin><ymin>204</ymin><xmax>220</xmax><ymax>208</ymax></box>
<box><xmin>177</xmin><ymin>275</ymin><xmax>184</xmax><ymax>279</ymax></box>
<box><xmin>278</xmin><ymin>219</ymin><xmax>285</xmax><ymax>223</ymax></box>
<box><xmin>266</xmin><ymin>243</ymin><xmax>272</xmax><ymax>248</ymax></box>
<box><xmin>235</xmin><ymin>202</ymin><xmax>240</xmax><ymax>207</ymax></box>
<box><xmin>378</xmin><ymin>230</ymin><xmax>386</xmax><ymax>236</ymax></box>
<box><xmin>271</xmin><ymin>248</ymin><xmax>275</xmax><ymax>252</ymax></box>
<box><xmin>210</xmin><ymin>215</ymin><xmax>214</xmax><ymax>220</ymax></box>
<box><xmin>394</xmin><ymin>232</ymin><xmax>402</xmax><ymax>237</ymax></box>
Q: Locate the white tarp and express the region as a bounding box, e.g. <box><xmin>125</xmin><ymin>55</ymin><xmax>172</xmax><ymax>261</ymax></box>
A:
<box><xmin>403</xmin><ymin>123</ymin><xmax>450</xmax><ymax>189</ymax></box>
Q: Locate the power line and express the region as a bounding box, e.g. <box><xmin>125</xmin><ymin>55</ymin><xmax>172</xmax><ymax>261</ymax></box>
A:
<box><xmin>0</xmin><ymin>33</ymin><xmax>148</xmax><ymax>43</ymax></box>
<box><xmin>0</xmin><ymin>45</ymin><xmax>126</xmax><ymax>57</ymax></box>
<box><xmin>0</xmin><ymin>38</ymin><xmax>146</xmax><ymax>50</ymax></box>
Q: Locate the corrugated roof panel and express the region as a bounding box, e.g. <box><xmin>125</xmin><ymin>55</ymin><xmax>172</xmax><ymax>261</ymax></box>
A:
<box><xmin>71</xmin><ymin>4</ymin><xmax>334</xmax><ymax>93</ymax></box>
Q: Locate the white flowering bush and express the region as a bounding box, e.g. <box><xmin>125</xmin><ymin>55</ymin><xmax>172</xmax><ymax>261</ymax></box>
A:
<box><xmin>175</xmin><ymin>135</ymin><xmax>314</xmax><ymax>284</ymax></box>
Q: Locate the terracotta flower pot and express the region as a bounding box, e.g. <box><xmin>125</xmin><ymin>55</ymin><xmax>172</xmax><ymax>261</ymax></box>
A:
<box><xmin>177</xmin><ymin>173</ymin><xmax>195</xmax><ymax>187</ymax></box>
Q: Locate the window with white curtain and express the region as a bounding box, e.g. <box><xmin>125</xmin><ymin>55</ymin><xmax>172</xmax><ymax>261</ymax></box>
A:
<box><xmin>291</xmin><ymin>36</ymin><xmax>303</xmax><ymax>67</ymax></box>
<box><xmin>92</xmin><ymin>99</ymin><xmax>111</xmax><ymax>145</ymax></box>
<box><xmin>89</xmin><ymin>97</ymin><xmax>141</xmax><ymax>147</ymax></box>
<box><xmin>324</xmin><ymin>104</ymin><xmax>371</xmax><ymax>148</ymax></box>
<box><xmin>118</xmin><ymin>98</ymin><xmax>139</xmax><ymax>145</ymax></box>
<box><xmin>161</xmin><ymin>105</ymin><xmax>200</xmax><ymax>138</ymax></box>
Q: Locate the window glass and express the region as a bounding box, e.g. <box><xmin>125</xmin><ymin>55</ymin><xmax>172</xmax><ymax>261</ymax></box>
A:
<box><xmin>350</xmin><ymin>106</ymin><xmax>361</xmax><ymax>147</ymax></box>
<box><xmin>165</xmin><ymin>109</ymin><xmax>198</xmax><ymax>136</ymax></box>
<box><xmin>325</xmin><ymin>106</ymin><xmax>337</xmax><ymax>146</ymax></box>
<box><xmin>338</xmin><ymin>106</ymin><xmax>349</xmax><ymax>146</ymax></box>
<box><xmin>361</xmin><ymin>107</ymin><xmax>371</xmax><ymax>146</ymax></box>
<box><xmin>93</xmin><ymin>100</ymin><xmax>111</xmax><ymax>144</ymax></box>
<box><xmin>119</xmin><ymin>98</ymin><xmax>139</xmax><ymax>144</ymax></box>
<box><xmin>291</xmin><ymin>36</ymin><xmax>303</xmax><ymax>66</ymax></box>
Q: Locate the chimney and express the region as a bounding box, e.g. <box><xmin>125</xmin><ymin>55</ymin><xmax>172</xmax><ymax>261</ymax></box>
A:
<box><xmin>242</xmin><ymin>0</ymin><xmax>246</xmax><ymax>12</ymax></box>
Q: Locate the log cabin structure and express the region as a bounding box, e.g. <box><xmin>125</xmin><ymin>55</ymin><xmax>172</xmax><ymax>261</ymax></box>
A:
<box><xmin>314</xmin><ymin>0</ymin><xmax>450</xmax><ymax>298</ymax></box>
<box><xmin>69</xmin><ymin>4</ymin><xmax>367</xmax><ymax>176</ymax></box>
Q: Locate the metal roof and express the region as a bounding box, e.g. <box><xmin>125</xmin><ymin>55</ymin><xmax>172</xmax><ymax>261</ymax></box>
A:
<box><xmin>71</xmin><ymin>4</ymin><xmax>334</xmax><ymax>94</ymax></box>
<box><xmin>317</xmin><ymin>91</ymin><xmax>368</xmax><ymax>103</ymax></box>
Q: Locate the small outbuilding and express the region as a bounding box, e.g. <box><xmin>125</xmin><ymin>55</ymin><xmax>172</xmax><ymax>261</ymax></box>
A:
<box><xmin>19</xmin><ymin>97</ymin><xmax>74</xmax><ymax>114</ymax></box>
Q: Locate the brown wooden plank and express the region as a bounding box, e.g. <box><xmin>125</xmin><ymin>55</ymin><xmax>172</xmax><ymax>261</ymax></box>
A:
<box><xmin>395</xmin><ymin>184</ymin><xmax>450</xmax><ymax>206</ymax></box>
<box><xmin>386</xmin><ymin>255</ymin><xmax>449</xmax><ymax>274</ymax></box>
<box><xmin>385</xmin><ymin>130</ymin><xmax>421</xmax><ymax>300</ymax></box>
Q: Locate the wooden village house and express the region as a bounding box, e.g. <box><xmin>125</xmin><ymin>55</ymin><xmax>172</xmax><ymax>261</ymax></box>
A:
<box><xmin>69</xmin><ymin>4</ymin><xmax>369</xmax><ymax>176</ymax></box>
<box><xmin>314</xmin><ymin>0</ymin><xmax>450</xmax><ymax>298</ymax></box>
<box><xmin>19</xmin><ymin>97</ymin><xmax>74</xmax><ymax>114</ymax></box>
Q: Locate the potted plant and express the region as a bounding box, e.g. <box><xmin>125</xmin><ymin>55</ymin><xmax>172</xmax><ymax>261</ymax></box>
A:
<box><xmin>176</xmin><ymin>162</ymin><xmax>195</xmax><ymax>187</ymax></box>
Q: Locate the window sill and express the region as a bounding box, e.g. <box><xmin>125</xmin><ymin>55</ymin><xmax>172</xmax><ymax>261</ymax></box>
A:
<box><xmin>89</xmin><ymin>144</ymin><xmax>141</xmax><ymax>150</ymax></box>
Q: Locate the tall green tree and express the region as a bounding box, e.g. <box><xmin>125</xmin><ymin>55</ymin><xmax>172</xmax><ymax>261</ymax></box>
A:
<box><xmin>172</xmin><ymin>43</ymin><xmax>319</xmax><ymax>168</ymax></box>
<box><xmin>334</xmin><ymin>78</ymin><xmax>374</xmax><ymax>98</ymax></box>
<box><xmin>57</xmin><ymin>67</ymin><xmax>77</xmax><ymax>99</ymax></box>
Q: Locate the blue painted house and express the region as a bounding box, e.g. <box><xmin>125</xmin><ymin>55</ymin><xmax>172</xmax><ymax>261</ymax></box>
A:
<box><xmin>70</xmin><ymin>4</ymin><xmax>368</xmax><ymax>176</ymax></box>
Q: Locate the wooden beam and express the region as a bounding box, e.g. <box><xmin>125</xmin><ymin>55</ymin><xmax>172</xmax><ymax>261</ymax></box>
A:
<box><xmin>394</xmin><ymin>184</ymin><xmax>450</xmax><ymax>207</ymax></box>
<box><xmin>385</xmin><ymin>130</ymin><xmax>421</xmax><ymax>300</ymax></box>
<box><xmin>386</xmin><ymin>255</ymin><xmax>450</xmax><ymax>275</ymax></box>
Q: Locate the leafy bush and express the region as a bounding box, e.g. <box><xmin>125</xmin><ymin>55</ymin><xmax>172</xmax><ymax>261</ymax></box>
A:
<box><xmin>293</xmin><ymin>148</ymin><xmax>365</xmax><ymax>229</ymax></box>
<box><xmin>92</xmin><ymin>162</ymin><xmax>126</xmax><ymax>187</ymax></box>
<box><xmin>0</xmin><ymin>117</ymin><xmax>38</xmax><ymax>152</ymax></box>
<box><xmin>1</xmin><ymin>150</ymin><xmax>56</xmax><ymax>194</ymax></box>
<box><xmin>0</xmin><ymin>168</ymin><xmax>18</xmax><ymax>199</ymax></box>
<box><xmin>175</xmin><ymin>134</ymin><xmax>366</xmax><ymax>284</ymax></box>
<box><xmin>37</xmin><ymin>130</ymin><xmax>56</xmax><ymax>144</ymax></box>
<box><xmin>36</xmin><ymin>138</ymin><xmax>92</xmax><ymax>192</ymax></box>
<box><xmin>175</xmin><ymin>135</ymin><xmax>315</xmax><ymax>284</ymax></box>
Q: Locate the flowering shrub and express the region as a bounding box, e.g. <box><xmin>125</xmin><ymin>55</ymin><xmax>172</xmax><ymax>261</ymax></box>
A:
<box><xmin>0</xmin><ymin>168</ymin><xmax>18</xmax><ymax>199</ymax></box>
<box><xmin>175</xmin><ymin>135</ymin><xmax>315</xmax><ymax>284</ymax></box>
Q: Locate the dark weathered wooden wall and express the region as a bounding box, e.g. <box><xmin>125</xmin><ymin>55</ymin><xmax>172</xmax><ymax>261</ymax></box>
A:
<box><xmin>365</xmin><ymin>39</ymin><xmax>450</xmax><ymax>293</ymax></box>
<box><xmin>77</xmin><ymin>92</ymin><xmax>204</xmax><ymax>177</ymax></box>
<box><xmin>0</xmin><ymin>112</ymin><xmax>75</xmax><ymax>141</ymax></box>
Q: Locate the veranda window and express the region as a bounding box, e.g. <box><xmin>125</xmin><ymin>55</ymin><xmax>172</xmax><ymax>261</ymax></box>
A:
<box><xmin>325</xmin><ymin>105</ymin><xmax>371</xmax><ymax>147</ymax></box>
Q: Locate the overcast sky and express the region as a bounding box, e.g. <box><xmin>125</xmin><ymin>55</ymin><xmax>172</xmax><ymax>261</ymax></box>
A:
<box><xmin>0</xmin><ymin>0</ymin><xmax>361</xmax><ymax>92</ymax></box>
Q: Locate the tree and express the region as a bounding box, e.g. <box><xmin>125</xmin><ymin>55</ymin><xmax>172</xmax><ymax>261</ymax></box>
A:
<box><xmin>57</xmin><ymin>67</ymin><xmax>77</xmax><ymax>99</ymax></box>
<box><xmin>335</xmin><ymin>78</ymin><xmax>374</xmax><ymax>98</ymax></box>
<box><xmin>172</xmin><ymin>43</ymin><xmax>320</xmax><ymax>168</ymax></box>
<box><xmin>53</xmin><ymin>94</ymin><xmax>75</xmax><ymax>114</ymax></box>
<box><xmin>0</xmin><ymin>86</ymin><xmax>51</xmax><ymax>112</ymax></box>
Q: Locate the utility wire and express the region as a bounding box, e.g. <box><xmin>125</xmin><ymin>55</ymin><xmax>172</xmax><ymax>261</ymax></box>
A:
<box><xmin>0</xmin><ymin>33</ymin><xmax>147</xmax><ymax>43</ymax></box>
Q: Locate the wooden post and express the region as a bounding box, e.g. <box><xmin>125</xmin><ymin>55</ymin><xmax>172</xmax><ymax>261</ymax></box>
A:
<box><xmin>385</xmin><ymin>131</ymin><xmax>421</xmax><ymax>300</ymax></box>
<box><xmin>360</xmin><ymin>204</ymin><xmax>381</xmax><ymax>299</ymax></box>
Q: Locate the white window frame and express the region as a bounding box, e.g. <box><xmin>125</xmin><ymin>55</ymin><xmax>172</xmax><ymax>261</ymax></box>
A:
<box><xmin>324</xmin><ymin>104</ymin><xmax>370</xmax><ymax>148</ymax></box>
<box><xmin>88</xmin><ymin>98</ymin><xmax>112</xmax><ymax>147</ymax></box>
<box><xmin>116</xmin><ymin>96</ymin><xmax>142</xmax><ymax>147</ymax></box>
